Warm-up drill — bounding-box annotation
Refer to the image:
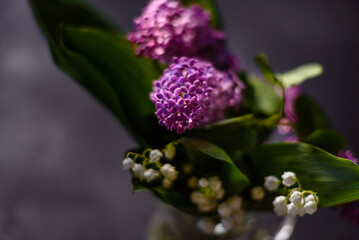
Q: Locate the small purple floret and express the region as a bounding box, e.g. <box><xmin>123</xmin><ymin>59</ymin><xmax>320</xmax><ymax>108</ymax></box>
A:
<box><xmin>150</xmin><ymin>57</ymin><xmax>244</xmax><ymax>134</ymax></box>
<box><xmin>128</xmin><ymin>0</ymin><xmax>238</xmax><ymax>71</ymax></box>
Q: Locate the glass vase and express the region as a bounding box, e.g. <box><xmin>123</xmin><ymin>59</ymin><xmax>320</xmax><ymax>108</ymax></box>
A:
<box><xmin>146</xmin><ymin>204</ymin><xmax>296</xmax><ymax>240</ymax></box>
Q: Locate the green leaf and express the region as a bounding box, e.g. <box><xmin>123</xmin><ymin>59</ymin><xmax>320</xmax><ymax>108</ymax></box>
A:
<box><xmin>181</xmin><ymin>0</ymin><xmax>222</xmax><ymax>29</ymax></box>
<box><xmin>188</xmin><ymin>114</ymin><xmax>276</xmax><ymax>153</ymax></box>
<box><xmin>30</xmin><ymin>0</ymin><xmax>171</xmax><ymax>146</ymax></box>
<box><xmin>241</xmin><ymin>74</ymin><xmax>282</xmax><ymax>116</ymax></box>
<box><xmin>180</xmin><ymin>137</ymin><xmax>250</xmax><ymax>190</ymax></box>
<box><xmin>62</xmin><ymin>28</ymin><xmax>163</xmax><ymax>146</ymax></box>
<box><xmin>277</xmin><ymin>63</ymin><xmax>323</xmax><ymax>88</ymax></box>
<box><xmin>254</xmin><ymin>54</ymin><xmax>280</xmax><ymax>85</ymax></box>
<box><xmin>303</xmin><ymin>129</ymin><xmax>346</xmax><ymax>155</ymax></box>
<box><xmin>295</xmin><ymin>95</ymin><xmax>331</xmax><ymax>138</ymax></box>
<box><xmin>181</xmin><ymin>137</ymin><xmax>234</xmax><ymax>163</ymax></box>
<box><xmin>250</xmin><ymin>143</ymin><xmax>359</xmax><ymax>207</ymax></box>
<box><xmin>30</xmin><ymin>0</ymin><xmax>118</xmax><ymax>40</ymax></box>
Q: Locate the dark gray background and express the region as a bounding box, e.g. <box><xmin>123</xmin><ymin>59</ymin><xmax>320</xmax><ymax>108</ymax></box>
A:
<box><xmin>0</xmin><ymin>0</ymin><xmax>358</xmax><ymax>239</ymax></box>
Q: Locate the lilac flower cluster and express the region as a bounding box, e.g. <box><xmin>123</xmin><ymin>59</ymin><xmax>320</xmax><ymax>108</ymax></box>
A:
<box><xmin>150</xmin><ymin>57</ymin><xmax>244</xmax><ymax>134</ymax></box>
<box><xmin>128</xmin><ymin>0</ymin><xmax>238</xmax><ymax>71</ymax></box>
<box><xmin>335</xmin><ymin>149</ymin><xmax>359</xmax><ymax>226</ymax></box>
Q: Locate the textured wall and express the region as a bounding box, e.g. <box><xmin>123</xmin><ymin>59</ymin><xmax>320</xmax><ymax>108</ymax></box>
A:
<box><xmin>0</xmin><ymin>0</ymin><xmax>358</xmax><ymax>239</ymax></box>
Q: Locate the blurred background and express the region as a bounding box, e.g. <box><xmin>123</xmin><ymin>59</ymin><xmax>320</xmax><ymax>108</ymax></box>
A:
<box><xmin>0</xmin><ymin>0</ymin><xmax>358</xmax><ymax>239</ymax></box>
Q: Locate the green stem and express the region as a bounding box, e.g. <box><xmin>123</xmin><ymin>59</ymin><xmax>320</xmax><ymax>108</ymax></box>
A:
<box><xmin>294</xmin><ymin>177</ymin><xmax>302</xmax><ymax>190</ymax></box>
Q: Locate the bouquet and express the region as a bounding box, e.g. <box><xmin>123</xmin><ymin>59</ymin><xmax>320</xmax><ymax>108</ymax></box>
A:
<box><xmin>30</xmin><ymin>0</ymin><xmax>359</xmax><ymax>238</ymax></box>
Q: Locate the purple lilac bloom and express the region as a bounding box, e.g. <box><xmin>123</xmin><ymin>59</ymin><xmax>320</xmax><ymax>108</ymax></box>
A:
<box><xmin>150</xmin><ymin>57</ymin><xmax>244</xmax><ymax>134</ymax></box>
<box><xmin>336</xmin><ymin>149</ymin><xmax>359</xmax><ymax>226</ymax></box>
<box><xmin>128</xmin><ymin>0</ymin><xmax>238</xmax><ymax>71</ymax></box>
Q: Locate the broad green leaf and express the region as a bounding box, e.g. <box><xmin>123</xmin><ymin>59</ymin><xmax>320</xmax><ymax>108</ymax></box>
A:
<box><xmin>254</xmin><ymin>54</ymin><xmax>280</xmax><ymax>85</ymax></box>
<box><xmin>277</xmin><ymin>63</ymin><xmax>323</xmax><ymax>88</ymax></box>
<box><xmin>205</xmin><ymin>114</ymin><xmax>255</xmax><ymax>128</ymax></box>
<box><xmin>188</xmin><ymin>114</ymin><xmax>276</xmax><ymax>153</ymax></box>
<box><xmin>250</xmin><ymin>143</ymin><xmax>359</xmax><ymax>207</ymax></box>
<box><xmin>62</xmin><ymin>28</ymin><xmax>163</xmax><ymax>146</ymax></box>
<box><xmin>295</xmin><ymin>95</ymin><xmax>331</xmax><ymax>138</ymax></box>
<box><xmin>241</xmin><ymin>74</ymin><xmax>282</xmax><ymax>116</ymax></box>
<box><xmin>180</xmin><ymin>137</ymin><xmax>250</xmax><ymax>190</ymax></box>
<box><xmin>30</xmin><ymin>0</ymin><xmax>167</xmax><ymax>146</ymax></box>
<box><xmin>181</xmin><ymin>0</ymin><xmax>222</xmax><ymax>29</ymax></box>
<box><xmin>303</xmin><ymin>129</ymin><xmax>346</xmax><ymax>155</ymax></box>
<box><xmin>181</xmin><ymin>137</ymin><xmax>234</xmax><ymax>163</ymax></box>
<box><xmin>30</xmin><ymin>0</ymin><xmax>118</xmax><ymax>40</ymax></box>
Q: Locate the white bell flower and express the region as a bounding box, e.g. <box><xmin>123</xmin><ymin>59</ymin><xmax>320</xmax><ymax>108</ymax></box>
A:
<box><xmin>304</xmin><ymin>200</ymin><xmax>318</xmax><ymax>215</ymax></box>
<box><xmin>264</xmin><ymin>175</ymin><xmax>280</xmax><ymax>192</ymax></box>
<box><xmin>281</xmin><ymin>171</ymin><xmax>297</xmax><ymax>187</ymax></box>
<box><xmin>273</xmin><ymin>196</ymin><xmax>287</xmax><ymax>216</ymax></box>
<box><xmin>160</xmin><ymin>163</ymin><xmax>178</xmax><ymax>182</ymax></box>
<box><xmin>287</xmin><ymin>203</ymin><xmax>299</xmax><ymax>216</ymax></box>
<box><xmin>144</xmin><ymin>169</ymin><xmax>160</xmax><ymax>182</ymax></box>
<box><xmin>208</xmin><ymin>176</ymin><xmax>222</xmax><ymax>191</ymax></box>
<box><xmin>149</xmin><ymin>149</ymin><xmax>163</xmax><ymax>162</ymax></box>
<box><xmin>122</xmin><ymin>157</ymin><xmax>134</xmax><ymax>170</ymax></box>
<box><xmin>305</xmin><ymin>194</ymin><xmax>319</xmax><ymax>204</ymax></box>
<box><xmin>213</xmin><ymin>223</ymin><xmax>228</xmax><ymax>236</ymax></box>
<box><xmin>132</xmin><ymin>164</ymin><xmax>145</xmax><ymax>181</ymax></box>
<box><xmin>198</xmin><ymin>178</ymin><xmax>209</xmax><ymax>188</ymax></box>
<box><xmin>289</xmin><ymin>191</ymin><xmax>302</xmax><ymax>205</ymax></box>
<box><xmin>298</xmin><ymin>204</ymin><xmax>306</xmax><ymax>217</ymax></box>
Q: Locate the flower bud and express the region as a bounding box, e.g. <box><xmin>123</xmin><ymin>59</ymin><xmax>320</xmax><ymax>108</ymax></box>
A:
<box><xmin>281</xmin><ymin>171</ymin><xmax>297</xmax><ymax>187</ymax></box>
<box><xmin>264</xmin><ymin>175</ymin><xmax>280</xmax><ymax>192</ymax></box>
<box><xmin>164</xmin><ymin>144</ymin><xmax>176</xmax><ymax>160</ymax></box>
<box><xmin>162</xmin><ymin>178</ymin><xmax>172</xmax><ymax>189</ymax></box>
<box><xmin>251</xmin><ymin>186</ymin><xmax>265</xmax><ymax>201</ymax></box>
